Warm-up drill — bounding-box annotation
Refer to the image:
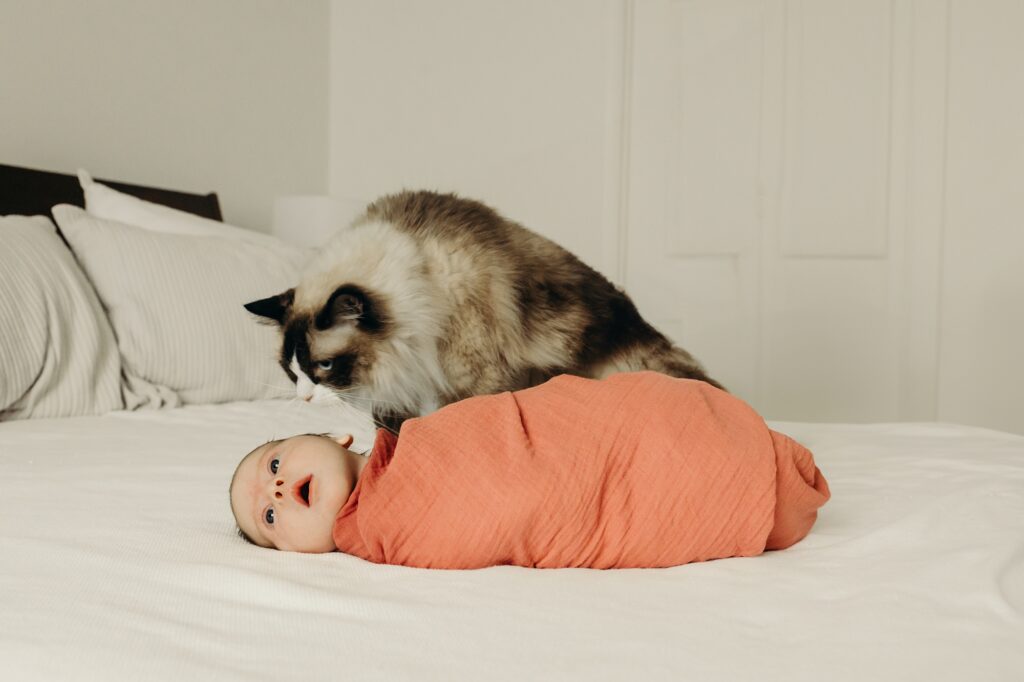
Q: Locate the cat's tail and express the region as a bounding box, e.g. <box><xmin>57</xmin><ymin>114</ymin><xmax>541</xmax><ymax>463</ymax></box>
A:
<box><xmin>589</xmin><ymin>336</ymin><xmax>725</xmax><ymax>391</ymax></box>
<box><xmin>644</xmin><ymin>342</ymin><xmax>726</xmax><ymax>391</ymax></box>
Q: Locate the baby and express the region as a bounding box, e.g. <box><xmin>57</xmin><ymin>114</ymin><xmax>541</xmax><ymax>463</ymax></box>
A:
<box><xmin>229</xmin><ymin>372</ymin><xmax>830</xmax><ymax>568</ymax></box>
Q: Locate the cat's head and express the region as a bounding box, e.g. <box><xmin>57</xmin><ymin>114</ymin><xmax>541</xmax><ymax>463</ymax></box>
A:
<box><xmin>245</xmin><ymin>278</ymin><xmax>448</xmax><ymax>421</ymax></box>
<box><xmin>244</xmin><ymin>283</ymin><xmax>388</xmax><ymax>405</ymax></box>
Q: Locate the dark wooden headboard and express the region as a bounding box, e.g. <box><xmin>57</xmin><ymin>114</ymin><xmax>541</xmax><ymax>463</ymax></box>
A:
<box><xmin>0</xmin><ymin>163</ymin><xmax>223</xmax><ymax>222</ymax></box>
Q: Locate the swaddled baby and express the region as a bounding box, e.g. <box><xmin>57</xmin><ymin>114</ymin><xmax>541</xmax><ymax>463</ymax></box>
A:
<box><xmin>229</xmin><ymin>372</ymin><xmax>830</xmax><ymax>568</ymax></box>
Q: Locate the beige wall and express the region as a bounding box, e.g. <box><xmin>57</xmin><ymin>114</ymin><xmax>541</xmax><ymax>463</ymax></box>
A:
<box><xmin>3</xmin><ymin>0</ymin><xmax>1020</xmax><ymax>433</ymax></box>
<box><xmin>328</xmin><ymin>0</ymin><xmax>625</xmax><ymax>277</ymax></box>
<box><xmin>937</xmin><ymin>0</ymin><xmax>1024</xmax><ymax>432</ymax></box>
<box><xmin>328</xmin><ymin>0</ymin><xmax>1024</xmax><ymax>435</ymax></box>
<box><xmin>626</xmin><ymin>0</ymin><xmax>1024</xmax><ymax>435</ymax></box>
<box><xmin>0</xmin><ymin>0</ymin><xmax>329</xmax><ymax>230</ymax></box>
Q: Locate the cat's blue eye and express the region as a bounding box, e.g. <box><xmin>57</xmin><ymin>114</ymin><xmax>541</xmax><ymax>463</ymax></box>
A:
<box><xmin>264</xmin><ymin>507</ymin><xmax>275</xmax><ymax>525</ymax></box>
<box><xmin>269</xmin><ymin>458</ymin><xmax>280</xmax><ymax>475</ymax></box>
<box><xmin>317</xmin><ymin>359</ymin><xmax>333</xmax><ymax>371</ymax></box>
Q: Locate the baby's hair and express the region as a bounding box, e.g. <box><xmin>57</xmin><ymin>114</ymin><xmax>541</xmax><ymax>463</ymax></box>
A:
<box><xmin>237</xmin><ymin>526</ymin><xmax>257</xmax><ymax>546</ymax></box>
<box><xmin>230</xmin><ymin>439</ymin><xmax>274</xmax><ymax>547</ymax></box>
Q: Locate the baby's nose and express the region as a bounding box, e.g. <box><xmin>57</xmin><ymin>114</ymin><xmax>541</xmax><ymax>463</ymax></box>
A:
<box><xmin>268</xmin><ymin>478</ymin><xmax>286</xmax><ymax>500</ymax></box>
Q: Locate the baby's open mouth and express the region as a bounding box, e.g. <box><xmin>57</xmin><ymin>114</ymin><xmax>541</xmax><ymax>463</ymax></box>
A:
<box><xmin>293</xmin><ymin>475</ymin><xmax>312</xmax><ymax>507</ymax></box>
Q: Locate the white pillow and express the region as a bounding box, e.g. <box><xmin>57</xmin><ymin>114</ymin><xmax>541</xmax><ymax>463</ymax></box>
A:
<box><xmin>77</xmin><ymin>169</ymin><xmax>285</xmax><ymax>248</ymax></box>
<box><xmin>52</xmin><ymin>205</ymin><xmax>300</xmax><ymax>407</ymax></box>
<box><xmin>0</xmin><ymin>214</ymin><xmax>123</xmax><ymax>419</ymax></box>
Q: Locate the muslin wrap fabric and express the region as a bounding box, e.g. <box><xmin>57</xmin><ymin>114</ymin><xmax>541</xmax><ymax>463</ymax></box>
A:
<box><xmin>334</xmin><ymin>372</ymin><xmax>830</xmax><ymax>569</ymax></box>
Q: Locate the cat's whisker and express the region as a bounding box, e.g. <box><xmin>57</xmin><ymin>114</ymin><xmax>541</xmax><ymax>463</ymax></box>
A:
<box><xmin>249</xmin><ymin>379</ymin><xmax>290</xmax><ymax>389</ymax></box>
<box><xmin>330</xmin><ymin>397</ymin><xmax>392</xmax><ymax>412</ymax></box>
<box><xmin>257</xmin><ymin>390</ymin><xmax>295</xmax><ymax>400</ymax></box>
<box><xmin>258</xmin><ymin>382</ymin><xmax>294</xmax><ymax>393</ymax></box>
<box><xmin>337</xmin><ymin>396</ymin><xmax>402</xmax><ymax>413</ymax></box>
<box><xmin>369</xmin><ymin>415</ymin><xmax>399</xmax><ymax>436</ymax></box>
<box><xmin>247</xmin><ymin>380</ymin><xmax>296</xmax><ymax>398</ymax></box>
<box><xmin>309</xmin><ymin>390</ymin><xmax>399</xmax><ymax>434</ymax></box>
<box><xmin>330</xmin><ymin>388</ymin><xmax>404</xmax><ymax>410</ymax></box>
<box><xmin>259</xmin><ymin>389</ymin><xmax>295</xmax><ymax>397</ymax></box>
<box><xmin>280</xmin><ymin>396</ymin><xmax>300</xmax><ymax>418</ymax></box>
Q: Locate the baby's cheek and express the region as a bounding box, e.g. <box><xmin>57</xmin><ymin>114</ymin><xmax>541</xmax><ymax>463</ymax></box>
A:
<box><xmin>301</xmin><ymin>509</ymin><xmax>338</xmax><ymax>551</ymax></box>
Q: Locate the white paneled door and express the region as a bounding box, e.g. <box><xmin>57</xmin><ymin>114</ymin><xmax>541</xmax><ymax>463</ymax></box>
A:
<box><xmin>327</xmin><ymin>0</ymin><xmax>1023</xmax><ymax>433</ymax></box>
<box><xmin>626</xmin><ymin>0</ymin><xmax>967</xmax><ymax>425</ymax></box>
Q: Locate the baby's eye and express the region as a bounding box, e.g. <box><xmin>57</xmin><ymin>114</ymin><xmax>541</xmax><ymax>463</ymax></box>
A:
<box><xmin>317</xmin><ymin>359</ymin><xmax>333</xmax><ymax>371</ymax></box>
<box><xmin>264</xmin><ymin>507</ymin><xmax>275</xmax><ymax>525</ymax></box>
<box><xmin>269</xmin><ymin>458</ymin><xmax>280</xmax><ymax>474</ymax></box>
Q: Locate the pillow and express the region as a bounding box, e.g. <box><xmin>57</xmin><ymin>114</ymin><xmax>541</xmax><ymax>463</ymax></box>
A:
<box><xmin>0</xmin><ymin>215</ymin><xmax>123</xmax><ymax>419</ymax></box>
<box><xmin>51</xmin><ymin>205</ymin><xmax>302</xmax><ymax>407</ymax></box>
<box><xmin>77</xmin><ymin>169</ymin><xmax>282</xmax><ymax>248</ymax></box>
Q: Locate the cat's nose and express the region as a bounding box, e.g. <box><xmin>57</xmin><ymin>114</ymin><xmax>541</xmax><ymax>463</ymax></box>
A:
<box><xmin>303</xmin><ymin>395</ymin><xmax>312</xmax><ymax>402</ymax></box>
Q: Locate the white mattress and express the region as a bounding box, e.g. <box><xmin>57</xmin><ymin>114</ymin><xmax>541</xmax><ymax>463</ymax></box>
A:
<box><xmin>2</xmin><ymin>401</ymin><xmax>1023</xmax><ymax>681</ymax></box>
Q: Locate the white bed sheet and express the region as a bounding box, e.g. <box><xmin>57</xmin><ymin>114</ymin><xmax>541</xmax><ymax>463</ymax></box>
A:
<box><xmin>1</xmin><ymin>400</ymin><xmax>1022</xmax><ymax>681</ymax></box>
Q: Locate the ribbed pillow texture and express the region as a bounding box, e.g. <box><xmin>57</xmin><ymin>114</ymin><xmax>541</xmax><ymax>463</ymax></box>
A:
<box><xmin>52</xmin><ymin>204</ymin><xmax>303</xmax><ymax>407</ymax></box>
<box><xmin>0</xmin><ymin>214</ymin><xmax>123</xmax><ymax>419</ymax></box>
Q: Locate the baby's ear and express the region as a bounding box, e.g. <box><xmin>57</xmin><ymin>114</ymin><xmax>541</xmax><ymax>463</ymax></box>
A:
<box><xmin>333</xmin><ymin>434</ymin><xmax>354</xmax><ymax>449</ymax></box>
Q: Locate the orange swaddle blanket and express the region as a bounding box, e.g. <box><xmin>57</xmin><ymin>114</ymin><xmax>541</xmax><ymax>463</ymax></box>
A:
<box><xmin>333</xmin><ymin>372</ymin><xmax>830</xmax><ymax>569</ymax></box>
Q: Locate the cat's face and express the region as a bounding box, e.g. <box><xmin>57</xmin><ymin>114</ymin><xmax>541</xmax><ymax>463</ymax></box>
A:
<box><xmin>245</xmin><ymin>284</ymin><xmax>388</xmax><ymax>410</ymax></box>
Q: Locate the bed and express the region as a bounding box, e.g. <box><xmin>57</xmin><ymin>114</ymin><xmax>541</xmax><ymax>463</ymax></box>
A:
<box><xmin>2</xmin><ymin>166</ymin><xmax>1023</xmax><ymax>680</ymax></box>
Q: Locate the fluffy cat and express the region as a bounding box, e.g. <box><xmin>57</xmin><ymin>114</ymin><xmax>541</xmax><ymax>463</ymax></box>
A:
<box><xmin>245</xmin><ymin>190</ymin><xmax>720</xmax><ymax>430</ymax></box>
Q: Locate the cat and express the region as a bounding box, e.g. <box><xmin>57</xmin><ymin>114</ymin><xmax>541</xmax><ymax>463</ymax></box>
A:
<box><xmin>245</xmin><ymin>190</ymin><xmax>721</xmax><ymax>430</ymax></box>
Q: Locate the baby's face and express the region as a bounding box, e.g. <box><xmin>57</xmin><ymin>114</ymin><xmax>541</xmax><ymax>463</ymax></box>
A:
<box><xmin>230</xmin><ymin>434</ymin><xmax>362</xmax><ymax>553</ymax></box>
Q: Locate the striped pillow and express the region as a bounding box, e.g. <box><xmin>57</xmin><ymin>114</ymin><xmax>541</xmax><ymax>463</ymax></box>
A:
<box><xmin>52</xmin><ymin>205</ymin><xmax>304</xmax><ymax>407</ymax></box>
<box><xmin>0</xmin><ymin>214</ymin><xmax>123</xmax><ymax>419</ymax></box>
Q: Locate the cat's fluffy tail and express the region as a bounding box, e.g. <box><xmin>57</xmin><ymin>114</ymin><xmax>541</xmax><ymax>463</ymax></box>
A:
<box><xmin>642</xmin><ymin>343</ymin><xmax>725</xmax><ymax>391</ymax></box>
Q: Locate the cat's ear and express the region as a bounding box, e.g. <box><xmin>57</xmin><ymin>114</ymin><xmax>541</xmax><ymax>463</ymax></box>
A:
<box><xmin>315</xmin><ymin>285</ymin><xmax>367</xmax><ymax>330</ymax></box>
<box><xmin>244</xmin><ymin>288</ymin><xmax>295</xmax><ymax>325</ymax></box>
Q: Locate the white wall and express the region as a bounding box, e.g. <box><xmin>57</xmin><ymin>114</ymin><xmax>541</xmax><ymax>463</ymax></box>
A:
<box><xmin>329</xmin><ymin>0</ymin><xmax>625</xmax><ymax>277</ymax></box>
<box><xmin>329</xmin><ymin>0</ymin><xmax>1024</xmax><ymax>435</ymax></box>
<box><xmin>0</xmin><ymin>0</ymin><xmax>329</xmax><ymax>230</ymax></box>
<box><xmin>4</xmin><ymin>1</ymin><xmax>1019</xmax><ymax>433</ymax></box>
